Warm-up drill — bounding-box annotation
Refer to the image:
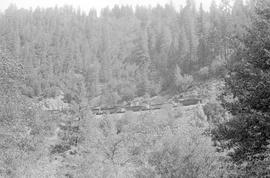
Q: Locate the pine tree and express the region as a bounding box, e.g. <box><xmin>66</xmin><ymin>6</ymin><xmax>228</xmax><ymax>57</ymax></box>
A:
<box><xmin>183</xmin><ymin>0</ymin><xmax>198</xmax><ymax>63</ymax></box>
<box><xmin>208</xmin><ymin>0</ymin><xmax>221</xmax><ymax>61</ymax></box>
<box><xmin>212</xmin><ymin>0</ymin><xmax>270</xmax><ymax>164</ymax></box>
<box><xmin>231</xmin><ymin>0</ymin><xmax>249</xmax><ymax>36</ymax></box>
<box><xmin>197</xmin><ymin>3</ymin><xmax>210</xmax><ymax>68</ymax></box>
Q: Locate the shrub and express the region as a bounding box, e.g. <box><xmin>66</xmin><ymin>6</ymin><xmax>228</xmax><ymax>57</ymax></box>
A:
<box><xmin>20</xmin><ymin>85</ymin><xmax>35</xmax><ymax>98</ymax></box>
<box><xmin>136</xmin><ymin>82</ymin><xmax>147</xmax><ymax>97</ymax></box>
<box><xmin>174</xmin><ymin>65</ymin><xmax>193</xmax><ymax>93</ymax></box>
<box><xmin>203</xmin><ymin>102</ymin><xmax>228</xmax><ymax>125</ymax></box>
<box><xmin>42</xmin><ymin>86</ymin><xmax>59</xmax><ymax>98</ymax></box>
<box><xmin>50</xmin><ymin>144</ymin><xmax>71</xmax><ymax>155</ymax></box>
<box><xmin>118</xmin><ymin>82</ymin><xmax>136</xmax><ymax>102</ymax></box>
<box><xmin>210</xmin><ymin>56</ymin><xmax>226</xmax><ymax>78</ymax></box>
<box><xmin>146</xmin><ymin>80</ymin><xmax>162</xmax><ymax>97</ymax></box>
<box><xmin>197</xmin><ymin>66</ymin><xmax>209</xmax><ymax>81</ymax></box>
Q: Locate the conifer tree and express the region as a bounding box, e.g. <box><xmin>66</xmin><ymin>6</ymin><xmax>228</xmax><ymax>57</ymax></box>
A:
<box><xmin>212</xmin><ymin>0</ymin><xmax>270</xmax><ymax>164</ymax></box>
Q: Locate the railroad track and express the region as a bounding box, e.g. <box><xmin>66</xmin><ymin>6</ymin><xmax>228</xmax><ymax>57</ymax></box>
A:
<box><xmin>46</xmin><ymin>98</ymin><xmax>202</xmax><ymax>116</ymax></box>
<box><xmin>91</xmin><ymin>103</ymin><xmax>164</xmax><ymax>115</ymax></box>
<box><xmin>91</xmin><ymin>98</ymin><xmax>202</xmax><ymax>115</ymax></box>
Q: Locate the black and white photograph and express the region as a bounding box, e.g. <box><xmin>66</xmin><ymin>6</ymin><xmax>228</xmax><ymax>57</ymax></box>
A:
<box><xmin>0</xmin><ymin>0</ymin><xmax>269</xmax><ymax>177</ymax></box>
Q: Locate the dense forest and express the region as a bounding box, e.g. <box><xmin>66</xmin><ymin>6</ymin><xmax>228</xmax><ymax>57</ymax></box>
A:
<box><xmin>1</xmin><ymin>0</ymin><xmax>270</xmax><ymax>177</ymax></box>
<box><xmin>0</xmin><ymin>0</ymin><xmax>252</xmax><ymax>104</ymax></box>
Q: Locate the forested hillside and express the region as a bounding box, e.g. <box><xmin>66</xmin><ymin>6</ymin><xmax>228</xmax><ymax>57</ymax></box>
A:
<box><xmin>1</xmin><ymin>0</ymin><xmax>270</xmax><ymax>177</ymax></box>
<box><xmin>0</xmin><ymin>0</ymin><xmax>251</xmax><ymax>104</ymax></box>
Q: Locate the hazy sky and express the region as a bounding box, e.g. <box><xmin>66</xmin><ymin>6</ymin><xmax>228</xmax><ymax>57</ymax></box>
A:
<box><xmin>1</xmin><ymin>0</ymin><xmax>217</xmax><ymax>13</ymax></box>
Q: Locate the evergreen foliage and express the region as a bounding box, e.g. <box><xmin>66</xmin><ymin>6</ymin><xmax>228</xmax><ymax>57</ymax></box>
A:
<box><xmin>0</xmin><ymin>1</ymin><xmax>252</xmax><ymax>102</ymax></box>
<box><xmin>211</xmin><ymin>1</ymin><xmax>270</xmax><ymax>175</ymax></box>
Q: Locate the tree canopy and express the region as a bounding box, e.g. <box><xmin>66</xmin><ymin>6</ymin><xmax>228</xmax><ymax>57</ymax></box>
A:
<box><xmin>212</xmin><ymin>0</ymin><xmax>270</xmax><ymax>169</ymax></box>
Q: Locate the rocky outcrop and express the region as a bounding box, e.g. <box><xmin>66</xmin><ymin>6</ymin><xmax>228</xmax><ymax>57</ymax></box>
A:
<box><xmin>40</xmin><ymin>93</ymin><xmax>70</xmax><ymax>111</ymax></box>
